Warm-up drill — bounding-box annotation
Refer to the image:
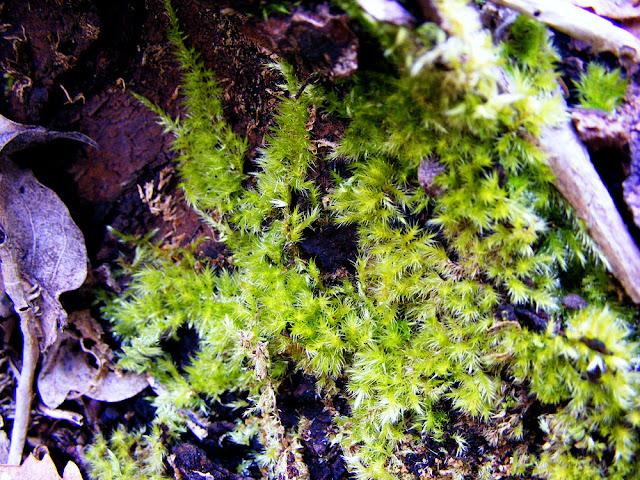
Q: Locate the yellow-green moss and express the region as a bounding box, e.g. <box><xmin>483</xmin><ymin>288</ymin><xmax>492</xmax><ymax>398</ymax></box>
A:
<box><xmin>87</xmin><ymin>1</ymin><xmax>640</xmax><ymax>479</ymax></box>
<box><xmin>574</xmin><ymin>63</ymin><xmax>629</xmax><ymax>114</ymax></box>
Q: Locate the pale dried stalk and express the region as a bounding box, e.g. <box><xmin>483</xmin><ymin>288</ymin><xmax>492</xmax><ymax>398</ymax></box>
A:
<box><xmin>8</xmin><ymin>310</ymin><xmax>39</xmax><ymax>466</ymax></box>
<box><xmin>491</xmin><ymin>0</ymin><xmax>640</xmax><ymax>64</ymax></box>
<box><xmin>540</xmin><ymin>122</ymin><xmax>640</xmax><ymax>303</ymax></box>
<box><xmin>494</xmin><ymin>45</ymin><xmax>640</xmax><ymax>302</ymax></box>
<box><xmin>0</xmin><ymin>228</ymin><xmax>40</xmax><ymax>466</ymax></box>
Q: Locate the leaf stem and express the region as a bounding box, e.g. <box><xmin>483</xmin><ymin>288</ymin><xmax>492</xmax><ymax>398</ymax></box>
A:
<box><xmin>7</xmin><ymin>309</ymin><xmax>39</xmax><ymax>465</ymax></box>
<box><xmin>0</xmin><ymin>226</ymin><xmax>41</xmax><ymax>466</ymax></box>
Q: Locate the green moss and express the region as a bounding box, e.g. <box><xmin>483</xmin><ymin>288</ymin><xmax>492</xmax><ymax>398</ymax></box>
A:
<box><xmin>87</xmin><ymin>2</ymin><xmax>640</xmax><ymax>479</ymax></box>
<box><xmin>86</xmin><ymin>426</ymin><xmax>169</xmax><ymax>480</ymax></box>
<box><xmin>503</xmin><ymin>306</ymin><xmax>640</xmax><ymax>479</ymax></box>
<box><xmin>139</xmin><ymin>0</ymin><xmax>247</xmax><ymax>216</ymax></box>
<box><xmin>574</xmin><ymin>63</ymin><xmax>629</xmax><ymax>114</ymax></box>
<box><xmin>502</xmin><ymin>15</ymin><xmax>560</xmax><ymax>91</ymax></box>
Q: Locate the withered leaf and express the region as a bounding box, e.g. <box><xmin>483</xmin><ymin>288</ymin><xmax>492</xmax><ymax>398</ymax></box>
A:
<box><xmin>0</xmin><ymin>447</ymin><xmax>83</xmax><ymax>480</ymax></box>
<box><xmin>0</xmin><ymin>114</ymin><xmax>96</xmax><ymax>466</ymax></box>
<box><xmin>38</xmin><ymin>311</ymin><xmax>148</xmax><ymax>409</ymax></box>
<box><xmin>0</xmin><ymin>115</ymin><xmax>97</xmax><ymax>156</ymax></box>
<box><xmin>0</xmin><ymin>114</ymin><xmax>95</xmax><ymax>349</ymax></box>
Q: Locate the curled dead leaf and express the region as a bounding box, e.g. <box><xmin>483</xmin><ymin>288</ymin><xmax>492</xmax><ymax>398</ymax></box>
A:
<box><xmin>0</xmin><ymin>155</ymin><xmax>86</xmax><ymax>350</ymax></box>
<box><xmin>38</xmin><ymin>311</ymin><xmax>148</xmax><ymax>409</ymax></box>
<box><xmin>0</xmin><ymin>114</ymin><xmax>95</xmax><ymax>349</ymax></box>
<box><xmin>0</xmin><ymin>114</ymin><xmax>97</xmax><ymax>156</ymax></box>
<box><xmin>0</xmin><ymin>446</ymin><xmax>82</xmax><ymax>480</ymax></box>
<box><xmin>0</xmin><ymin>113</ymin><xmax>95</xmax><ymax>465</ymax></box>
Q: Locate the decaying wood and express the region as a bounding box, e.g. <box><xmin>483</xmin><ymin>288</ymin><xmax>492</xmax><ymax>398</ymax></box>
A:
<box><xmin>540</xmin><ymin>121</ymin><xmax>640</xmax><ymax>303</ymax></box>
<box><xmin>491</xmin><ymin>0</ymin><xmax>640</xmax><ymax>66</ymax></box>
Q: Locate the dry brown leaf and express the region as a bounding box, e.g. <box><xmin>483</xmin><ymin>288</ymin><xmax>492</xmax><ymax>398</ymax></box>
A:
<box><xmin>0</xmin><ymin>447</ymin><xmax>82</xmax><ymax>480</ymax></box>
<box><xmin>0</xmin><ymin>158</ymin><xmax>86</xmax><ymax>350</ymax></box>
<box><xmin>0</xmin><ymin>113</ymin><xmax>95</xmax><ymax>465</ymax></box>
<box><xmin>0</xmin><ymin>115</ymin><xmax>96</xmax><ymax>156</ymax></box>
<box><xmin>38</xmin><ymin>311</ymin><xmax>148</xmax><ymax>409</ymax></box>
<box><xmin>0</xmin><ymin>114</ymin><xmax>95</xmax><ymax>349</ymax></box>
<box><xmin>86</xmin><ymin>368</ymin><xmax>149</xmax><ymax>403</ymax></box>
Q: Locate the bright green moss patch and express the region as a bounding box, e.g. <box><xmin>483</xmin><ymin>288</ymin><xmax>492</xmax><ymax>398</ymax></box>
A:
<box><xmin>502</xmin><ymin>15</ymin><xmax>560</xmax><ymax>91</ymax></box>
<box><xmin>574</xmin><ymin>63</ymin><xmax>629</xmax><ymax>114</ymax></box>
<box><xmin>87</xmin><ymin>426</ymin><xmax>168</xmax><ymax>480</ymax></box>
<box><xmin>87</xmin><ymin>1</ymin><xmax>640</xmax><ymax>479</ymax></box>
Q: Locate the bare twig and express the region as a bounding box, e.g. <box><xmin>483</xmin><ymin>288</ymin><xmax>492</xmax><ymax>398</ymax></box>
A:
<box><xmin>493</xmin><ymin>70</ymin><xmax>640</xmax><ymax>302</ymax></box>
<box><xmin>540</xmin><ymin>122</ymin><xmax>640</xmax><ymax>303</ymax></box>
<box><xmin>491</xmin><ymin>0</ymin><xmax>640</xmax><ymax>66</ymax></box>
<box><xmin>0</xmin><ymin>225</ymin><xmax>41</xmax><ymax>465</ymax></box>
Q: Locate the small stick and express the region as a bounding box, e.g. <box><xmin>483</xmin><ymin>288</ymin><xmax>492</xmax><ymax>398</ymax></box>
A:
<box><xmin>540</xmin><ymin>122</ymin><xmax>640</xmax><ymax>303</ymax></box>
<box><xmin>0</xmin><ymin>226</ymin><xmax>41</xmax><ymax>465</ymax></box>
<box><xmin>491</xmin><ymin>0</ymin><xmax>640</xmax><ymax>66</ymax></box>
<box><xmin>493</xmin><ymin>70</ymin><xmax>640</xmax><ymax>303</ymax></box>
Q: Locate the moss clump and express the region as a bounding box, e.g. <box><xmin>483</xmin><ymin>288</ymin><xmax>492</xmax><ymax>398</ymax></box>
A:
<box><xmin>574</xmin><ymin>62</ymin><xmax>629</xmax><ymax>114</ymax></box>
<box><xmin>501</xmin><ymin>14</ymin><xmax>560</xmax><ymax>91</ymax></box>
<box><xmin>86</xmin><ymin>426</ymin><xmax>168</xmax><ymax>480</ymax></box>
<box><xmin>87</xmin><ymin>2</ymin><xmax>640</xmax><ymax>479</ymax></box>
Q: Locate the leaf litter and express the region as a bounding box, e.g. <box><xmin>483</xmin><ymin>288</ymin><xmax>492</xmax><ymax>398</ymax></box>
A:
<box><xmin>0</xmin><ymin>114</ymin><xmax>147</xmax><ymax>471</ymax></box>
<box><xmin>0</xmin><ymin>446</ymin><xmax>83</xmax><ymax>480</ymax></box>
<box><xmin>38</xmin><ymin>310</ymin><xmax>149</xmax><ymax>410</ymax></box>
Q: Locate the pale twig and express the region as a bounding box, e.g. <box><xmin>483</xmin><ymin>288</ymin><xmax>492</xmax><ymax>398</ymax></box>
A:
<box><xmin>0</xmin><ymin>226</ymin><xmax>41</xmax><ymax>465</ymax></box>
<box><xmin>493</xmin><ymin>70</ymin><xmax>640</xmax><ymax>302</ymax></box>
<box><xmin>491</xmin><ymin>0</ymin><xmax>640</xmax><ymax>66</ymax></box>
<box><xmin>540</xmin><ymin>121</ymin><xmax>640</xmax><ymax>303</ymax></box>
